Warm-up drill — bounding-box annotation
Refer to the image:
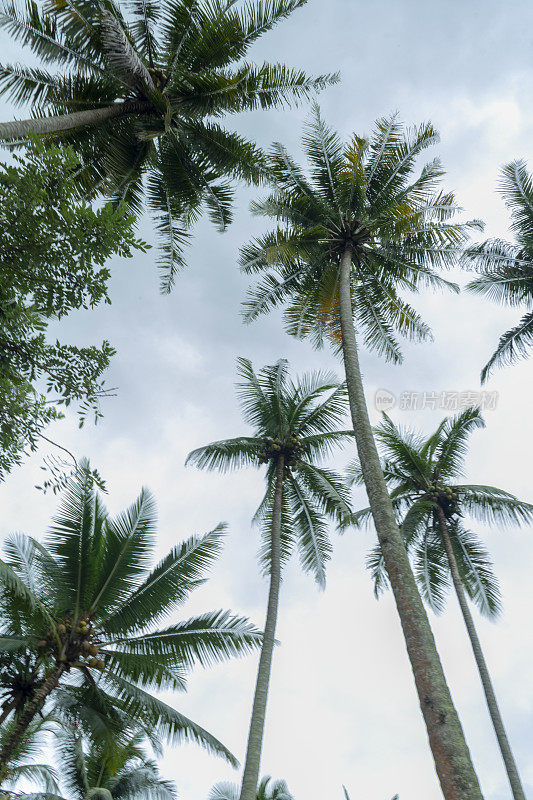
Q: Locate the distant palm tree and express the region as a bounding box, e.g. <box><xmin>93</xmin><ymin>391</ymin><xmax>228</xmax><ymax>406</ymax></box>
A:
<box><xmin>4</xmin><ymin>724</ymin><xmax>176</xmax><ymax>800</ymax></box>
<box><xmin>240</xmin><ymin>106</ymin><xmax>484</xmax><ymax>799</ymax></box>
<box><xmin>0</xmin><ymin>462</ymin><xmax>262</xmax><ymax>777</ymax></box>
<box><xmin>465</xmin><ymin>161</ymin><xmax>533</xmax><ymax>380</ymax></box>
<box><xmin>186</xmin><ymin>358</ymin><xmax>353</xmax><ymax>800</ymax></box>
<box><xmin>0</xmin><ymin>0</ymin><xmax>336</xmax><ymax>289</ymax></box>
<box><xmin>353</xmin><ymin>409</ymin><xmax>533</xmax><ymax>800</ymax></box>
<box><xmin>209</xmin><ymin>776</ymin><xmax>293</xmax><ymax>800</ymax></box>
<box><xmin>0</xmin><ymin>714</ymin><xmax>59</xmax><ymax>793</ymax></box>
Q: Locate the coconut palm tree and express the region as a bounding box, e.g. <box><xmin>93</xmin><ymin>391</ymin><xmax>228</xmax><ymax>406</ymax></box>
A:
<box><xmin>239</xmin><ymin>106</ymin><xmax>485</xmax><ymax>799</ymax></box>
<box><xmin>353</xmin><ymin>408</ymin><xmax>533</xmax><ymax>800</ymax></box>
<box><xmin>0</xmin><ymin>462</ymin><xmax>262</xmax><ymax>778</ymax></box>
<box><xmin>0</xmin><ymin>714</ymin><xmax>60</xmax><ymax>793</ymax></box>
<box><xmin>464</xmin><ymin>160</ymin><xmax>533</xmax><ymax>381</ymax></box>
<box><xmin>0</xmin><ymin>0</ymin><xmax>336</xmax><ymax>290</ymax></box>
<box><xmin>209</xmin><ymin>776</ymin><xmax>293</xmax><ymax>800</ymax></box>
<box><xmin>4</xmin><ymin>724</ymin><xmax>176</xmax><ymax>800</ymax></box>
<box><xmin>186</xmin><ymin>358</ymin><xmax>354</xmax><ymax>800</ymax></box>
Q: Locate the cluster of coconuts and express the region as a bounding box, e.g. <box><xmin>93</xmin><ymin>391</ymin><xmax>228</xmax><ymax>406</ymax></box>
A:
<box><xmin>428</xmin><ymin>484</ymin><xmax>459</xmax><ymax>515</ymax></box>
<box><xmin>37</xmin><ymin>617</ymin><xmax>105</xmax><ymax>670</ymax></box>
<box><xmin>257</xmin><ymin>435</ymin><xmax>304</xmax><ymax>464</ymax></box>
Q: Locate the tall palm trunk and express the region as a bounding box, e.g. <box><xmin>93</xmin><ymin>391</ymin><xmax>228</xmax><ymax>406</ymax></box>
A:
<box><xmin>0</xmin><ymin>662</ymin><xmax>66</xmax><ymax>778</ymax></box>
<box><xmin>435</xmin><ymin>506</ymin><xmax>526</xmax><ymax>800</ymax></box>
<box><xmin>239</xmin><ymin>456</ymin><xmax>284</xmax><ymax>800</ymax></box>
<box><xmin>0</xmin><ymin>698</ymin><xmax>16</xmax><ymax>727</ymax></box>
<box><xmin>0</xmin><ymin>101</ymin><xmax>152</xmax><ymax>140</ymax></box>
<box><xmin>337</xmin><ymin>245</ymin><xmax>483</xmax><ymax>800</ymax></box>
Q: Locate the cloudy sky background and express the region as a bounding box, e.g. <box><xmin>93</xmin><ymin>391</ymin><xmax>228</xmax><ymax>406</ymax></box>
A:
<box><xmin>1</xmin><ymin>1</ymin><xmax>533</xmax><ymax>798</ymax></box>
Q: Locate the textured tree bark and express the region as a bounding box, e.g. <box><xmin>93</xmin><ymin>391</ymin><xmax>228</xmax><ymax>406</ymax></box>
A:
<box><xmin>239</xmin><ymin>456</ymin><xmax>284</xmax><ymax>800</ymax></box>
<box><xmin>0</xmin><ymin>662</ymin><xmax>66</xmax><ymax>779</ymax></box>
<box><xmin>436</xmin><ymin>506</ymin><xmax>526</xmax><ymax>800</ymax></box>
<box><xmin>0</xmin><ymin>698</ymin><xmax>16</xmax><ymax>728</ymax></box>
<box><xmin>338</xmin><ymin>244</ymin><xmax>483</xmax><ymax>800</ymax></box>
<box><xmin>0</xmin><ymin>101</ymin><xmax>152</xmax><ymax>140</ymax></box>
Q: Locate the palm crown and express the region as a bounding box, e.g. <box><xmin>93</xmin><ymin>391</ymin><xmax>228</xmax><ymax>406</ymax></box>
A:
<box><xmin>0</xmin><ymin>714</ymin><xmax>60</xmax><ymax>792</ymax></box>
<box><xmin>464</xmin><ymin>160</ymin><xmax>533</xmax><ymax>380</ymax></box>
<box><xmin>0</xmin><ymin>464</ymin><xmax>262</xmax><ymax>768</ymax></box>
<box><xmin>186</xmin><ymin>357</ymin><xmax>353</xmax><ymax>584</ymax></box>
<box><xmin>241</xmin><ymin>105</ymin><xmax>481</xmax><ymax>360</ymax></box>
<box><xmin>0</xmin><ymin>0</ymin><xmax>335</xmax><ymax>290</ymax></box>
<box><xmin>351</xmin><ymin>409</ymin><xmax>533</xmax><ymax>615</ymax></box>
<box><xmin>209</xmin><ymin>776</ymin><xmax>293</xmax><ymax>800</ymax></box>
<box><xmin>43</xmin><ymin>727</ymin><xmax>176</xmax><ymax>800</ymax></box>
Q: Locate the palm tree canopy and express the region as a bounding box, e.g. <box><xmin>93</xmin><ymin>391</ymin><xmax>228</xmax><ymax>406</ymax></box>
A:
<box><xmin>464</xmin><ymin>160</ymin><xmax>533</xmax><ymax>380</ymax></box>
<box><xmin>186</xmin><ymin>357</ymin><xmax>354</xmax><ymax>586</ymax></box>
<box><xmin>349</xmin><ymin>408</ymin><xmax>533</xmax><ymax>616</ymax></box>
<box><xmin>240</xmin><ymin>105</ymin><xmax>482</xmax><ymax>361</ymax></box>
<box><xmin>6</xmin><ymin>724</ymin><xmax>176</xmax><ymax>800</ymax></box>
<box><xmin>0</xmin><ymin>714</ymin><xmax>60</xmax><ymax>793</ymax></box>
<box><xmin>208</xmin><ymin>776</ymin><xmax>293</xmax><ymax>800</ymax></box>
<box><xmin>0</xmin><ymin>0</ymin><xmax>337</xmax><ymax>290</ymax></box>
<box><xmin>0</xmin><ymin>462</ymin><xmax>262</xmax><ymax>764</ymax></box>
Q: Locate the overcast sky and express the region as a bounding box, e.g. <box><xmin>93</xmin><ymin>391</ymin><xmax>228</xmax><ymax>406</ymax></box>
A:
<box><xmin>1</xmin><ymin>1</ymin><xmax>533</xmax><ymax>799</ymax></box>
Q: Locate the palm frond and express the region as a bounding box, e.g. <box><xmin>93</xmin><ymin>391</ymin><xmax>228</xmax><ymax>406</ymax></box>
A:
<box><xmin>102</xmin><ymin>524</ymin><xmax>227</xmax><ymax>634</ymax></box>
<box><xmin>480</xmin><ymin>309</ymin><xmax>533</xmax><ymax>382</ymax></box>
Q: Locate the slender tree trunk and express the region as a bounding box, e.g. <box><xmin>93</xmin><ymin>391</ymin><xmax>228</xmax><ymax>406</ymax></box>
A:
<box><xmin>239</xmin><ymin>456</ymin><xmax>284</xmax><ymax>800</ymax></box>
<box><xmin>0</xmin><ymin>101</ymin><xmax>152</xmax><ymax>140</ymax></box>
<box><xmin>0</xmin><ymin>662</ymin><xmax>66</xmax><ymax>779</ymax></box>
<box><xmin>0</xmin><ymin>698</ymin><xmax>16</xmax><ymax>727</ymax></box>
<box><xmin>435</xmin><ymin>506</ymin><xmax>526</xmax><ymax>800</ymax></box>
<box><xmin>337</xmin><ymin>245</ymin><xmax>483</xmax><ymax>800</ymax></box>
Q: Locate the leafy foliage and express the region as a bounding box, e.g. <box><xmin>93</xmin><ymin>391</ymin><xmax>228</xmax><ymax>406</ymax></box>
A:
<box><xmin>464</xmin><ymin>160</ymin><xmax>533</xmax><ymax>380</ymax></box>
<box><xmin>0</xmin><ymin>139</ymin><xmax>145</xmax><ymax>481</ymax></box>
<box><xmin>352</xmin><ymin>409</ymin><xmax>533</xmax><ymax>616</ymax></box>
<box><xmin>186</xmin><ymin>358</ymin><xmax>354</xmax><ymax>582</ymax></box>
<box><xmin>241</xmin><ymin>105</ymin><xmax>480</xmax><ymax>360</ymax></box>
<box><xmin>208</xmin><ymin>776</ymin><xmax>293</xmax><ymax>800</ymax></box>
<box><xmin>0</xmin><ymin>464</ymin><xmax>262</xmax><ymax>768</ymax></box>
<box><xmin>0</xmin><ymin>0</ymin><xmax>338</xmax><ymax>289</ymax></box>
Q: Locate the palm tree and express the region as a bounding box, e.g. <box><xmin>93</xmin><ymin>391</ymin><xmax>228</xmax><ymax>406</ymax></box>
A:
<box><xmin>209</xmin><ymin>776</ymin><xmax>293</xmax><ymax>800</ymax></box>
<box><xmin>239</xmin><ymin>106</ymin><xmax>485</xmax><ymax>799</ymax></box>
<box><xmin>186</xmin><ymin>358</ymin><xmax>354</xmax><ymax>800</ymax></box>
<box><xmin>353</xmin><ymin>409</ymin><xmax>533</xmax><ymax>800</ymax></box>
<box><xmin>464</xmin><ymin>160</ymin><xmax>533</xmax><ymax>381</ymax></box>
<box><xmin>0</xmin><ymin>0</ymin><xmax>336</xmax><ymax>290</ymax></box>
<box><xmin>4</xmin><ymin>724</ymin><xmax>176</xmax><ymax>800</ymax></box>
<box><xmin>0</xmin><ymin>462</ymin><xmax>262</xmax><ymax>778</ymax></box>
<box><xmin>0</xmin><ymin>714</ymin><xmax>60</xmax><ymax>793</ymax></box>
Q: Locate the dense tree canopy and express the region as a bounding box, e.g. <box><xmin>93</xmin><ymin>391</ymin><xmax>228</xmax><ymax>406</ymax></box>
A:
<box><xmin>0</xmin><ymin>140</ymin><xmax>145</xmax><ymax>481</ymax></box>
<box><xmin>0</xmin><ymin>0</ymin><xmax>336</xmax><ymax>289</ymax></box>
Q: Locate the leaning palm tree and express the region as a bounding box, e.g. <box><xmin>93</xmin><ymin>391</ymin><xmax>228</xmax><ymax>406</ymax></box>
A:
<box><xmin>464</xmin><ymin>160</ymin><xmax>533</xmax><ymax>381</ymax></box>
<box><xmin>186</xmin><ymin>358</ymin><xmax>353</xmax><ymax>800</ymax></box>
<box><xmin>353</xmin><ymin>409</ymin><xmax>533</xmax><ymax>800</ymax></box>
<box><xmin>0</xmin><ymin>461</ymin><xmax>262</xmax><ymax>778</ymax></box>
<box><xmin>240</xmin><ymin>106</ymin><xmax>485</xmax><ymax>799</ymax></box>
<box><xmin>0</xmin><ymin>0</ymin><xmax>336</xmax><ymax>289</ymax></box>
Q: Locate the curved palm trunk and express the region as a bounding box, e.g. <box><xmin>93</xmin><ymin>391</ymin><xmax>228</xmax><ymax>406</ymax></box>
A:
<box><xmin>0</xmin><ymin>662</ymin><xmax>66</xmax><ymax>778</ymax></box>
<box><xmin>0</xmin><ymin>101</ymin><xmax>152</xmax><ymax>140</ymax></box>
<box><xmin>435</xmin><ymin>506</ymin><xmax>526</xmax><ymax>800</ymax></box>
<box><xmin>239</xmin><ymin>456</ymin><xmax>284</xmax><ymax>800</ymax></box>
<box><xmin>338</xmin><ymin>246</ymin><xmax>483</xmax><ymax>800</ymax></box>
